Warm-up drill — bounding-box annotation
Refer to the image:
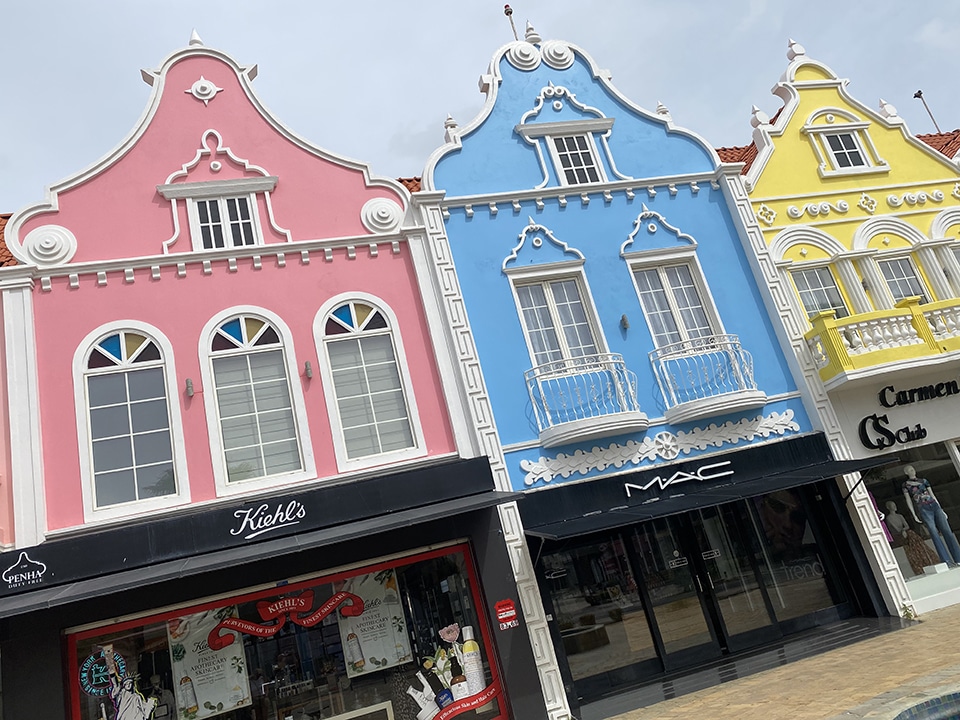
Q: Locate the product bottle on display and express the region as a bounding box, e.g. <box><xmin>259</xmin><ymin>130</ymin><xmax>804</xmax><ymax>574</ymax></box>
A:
<box><xmin>345</xmin><ymin>631</ymin><xmax>366</xmax><ymax>671</ymax></box>
<box><xmin>449</xmin><ymin>656</ymin><xmax>470</xmax><ymax>700</ymax></box>
<box><xmin>461</xmin><ymin>625</ymin><xmax>485</xmax><ymax>695</ymax></box>
<box><xmin>178</xmin><ymin>675</ymin><xmax>199</xmax><ymax>714</ymax></box>
<box><xmin>422</xmin><ymin>660</ymin><xmax>454</xmax><ymax>708</ymax></box>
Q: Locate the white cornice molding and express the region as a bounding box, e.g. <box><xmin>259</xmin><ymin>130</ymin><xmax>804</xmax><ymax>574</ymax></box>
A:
<box><xmin>421</xmin><ymin>37</ymin><xmax>723</xmax><ymax>190</ymax></box>
<box><xmin>157</xmin><ymin>176</ymin><xmax>278</xmax><ymax>199</ymax></box>
<box><xmin>6</xmin><ymin>41</ymin><xmax>409</xmax><ymax>266</ymax></box>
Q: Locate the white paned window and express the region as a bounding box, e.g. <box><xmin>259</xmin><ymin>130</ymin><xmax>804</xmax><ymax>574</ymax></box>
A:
<box><xmin>824</xmin><ymin>133</ymin><xmax>866</xmax><ymax>169</ymax></box>
<box><xmin>192</xmin><ymin>196</ymin><xmax>259</xmax><ymax>250</ymax></box>
<box><xmin>632</xmin><ymin>264</ymin><xmax>714</xmax><ymax>347</ymax></box>
<box><xmin>210</xmin><ymin>316</ymin><xmax>302</xmax><ymax>483</ymax></box>
<box><xmin>792</xmin><ymin>267</ymin><xmax>849</xmax><ymax>319</ymax></box>
<box><xmin>323</xmin><ymin>301</ymin><xmax>416</xmax><ymax>461</ymax></box>
<box><xmin>878</xmin><ymin>257</ymin><xmax>929</xmax><ymax>304</ymax></box>
<box><xmin>515</xmin><ymin>278</ymin><xmax>599</xmax><ymax>367</ymax></box>
<box><xmin>84</xmin><ymin>331</ymin><xmax>176</xmax><ymax>508</ymax></box>
<box><xmin>551</xmin><ymin>135</ymin><xmax>602</xmax><ymax>185</ymax></box>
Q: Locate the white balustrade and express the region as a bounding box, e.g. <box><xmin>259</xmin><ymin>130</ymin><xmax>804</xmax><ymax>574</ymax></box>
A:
<box><xmin>649</xmin><ymin>335</ymin><xmax>756</xmax><ymax>411</ymax></box>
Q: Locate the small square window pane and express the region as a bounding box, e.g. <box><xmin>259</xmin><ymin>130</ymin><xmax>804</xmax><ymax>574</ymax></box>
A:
<box><xmin>372</xmin><ymin>390</ymin><xmax>409</xmax><ymax>422</ymax></box>
<box><xmin>378</xmin><ymin>419</ymin><xmax>415</xmax><ymax>452</ymax></box>
<box><xmin>133</xmin><ymin>430</ymin><xmax>173</xmax><ymax>465</ymax></box>
<box><xmin>338</xmin><ymin>397</ymin><xmax>376</xmax><ymax>428</ymax></box>
<box><xmin>366</xmin><ymin>363</ymin><xmax>402</xmax><ymax>393</ymax></box>
<box><xmin>90</xmin><ymin>405</ymin><xmax>130</xmax><ymax>440</ymax></box>
<box><xmin>213</xmin><ymin>355</ymin><xmax>252</xmax><ymax>387</ymax></box>
<box><xmin>88</xmin><ymin>374</ymin><xmax>128</xmax><ymax>408</ymax></box>
<box><xmin>360</xmin><ymin>335</ymin><xmax>396</xmax><ymax>364</ymax></box>
<box><xmin>217</xmin><ymin>385</ymin><xmax>255</xmax><ymax>418</ymax></box>
<box><xmin>258</xmin><ymin>409</ymin><xmax>297</xmax><ymax>443</ymax></box>
<box><xmin>328</xmin><ymin>339</ymin><xmax>362</xmax><ymax>370</ymax></box>
<box><xmin>222</xmin><ymin>415</ymin><xmax>261</xmax><ymax>450</ymax></box>
<box><xmin>263</xmin><ymin>439</ymin><xmax>302</xmax><ymax>475</ymax></box>
<box><xmin>332</xmin><ymin>367</ymin><xmax>369</xmax><ymax>398</ymax></box>
<box><xmin>128</xmin><ymin>368</ymin><xmax>165</xmax><ymax>401</ymax></box>
<box><xmin>249</xmin><ymin>350</ymin><xmax>286</xmax><ymax>381</ymax></box>
<box><xmin>95</xmin><ymin>469</ymin><xmax>136</xmax><ymax>507</ymax></box>
<box><xmin>93</xmin><ymin>437</ymin><xmax>133</xmax><ymax>472</ymax></box>
<box><xmin>130</xmin><ymin>399</ymin><xmax>170</xmax><ymax>433</ymax></box>
<box><xmin>344</xmin><ymin>426</ymin><xmax>381</xmax><ymax>459</ymax></box>
<box><xmin>136</xmin><ymin>463</ymin><xmax>175</xmax><ymax>499</ymax></box>
<box><xmin>253</xmin><ymin>380</ymin><xmax>293</xmax><ymax>411</ymax></box>
<box><xmin>225</xmin><ymin>447</ymin><xmax>265</xmax><ymax>482</ymax></box>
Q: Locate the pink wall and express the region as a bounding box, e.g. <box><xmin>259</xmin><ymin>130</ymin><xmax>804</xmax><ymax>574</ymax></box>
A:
<box><xmin>35</xmin><ymin>249</ymin><xmax>455</xmax><ymax>531</ymax></box>
<box><xmin>18</xmin><ymin>52</ymin><xmax>403</xmax><ymax>262</ymax></box>
<box><xmin>0</xmin><ymin>307</ymin><xmax>13</xmax><ymax>545</ymax></box>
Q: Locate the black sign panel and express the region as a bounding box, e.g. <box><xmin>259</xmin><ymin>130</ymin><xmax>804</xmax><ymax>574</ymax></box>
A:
<box><xmin>0</xmin><ymin>457</ymin><xmax>493</xmax><ymax>600</ymax></box>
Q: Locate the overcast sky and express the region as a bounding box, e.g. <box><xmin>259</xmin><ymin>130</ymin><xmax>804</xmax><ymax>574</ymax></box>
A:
<box><xmin>1</xmin><ymin>1</ymin><xmax>957</xmax><ymax>213</ymax></box>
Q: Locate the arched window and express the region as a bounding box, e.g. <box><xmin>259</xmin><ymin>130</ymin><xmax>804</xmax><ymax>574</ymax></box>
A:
<box><xmin>84</xmin><ymin>331</ymin><xmax>176</xmax><ymax>508</ymax></box>
<box><xmin>209</xmin><ymin>315</ymin><xmax>303</xmax><ymax>483</ymax></box>
<box><xmin>322</xmin><ymin>301</ymin><xmax>416</xmax><ymax>462</ymax></box>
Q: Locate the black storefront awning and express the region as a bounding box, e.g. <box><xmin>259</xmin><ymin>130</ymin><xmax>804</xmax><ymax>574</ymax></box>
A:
<box><xmin>0</xmin><ymin>490</ymin><xmax>519</xmax><ymax>619</ymax></box>
<box><xmin>522</xmin><ymin>433</ymin><xmax>891</xmax><ymax>540</ymax></box>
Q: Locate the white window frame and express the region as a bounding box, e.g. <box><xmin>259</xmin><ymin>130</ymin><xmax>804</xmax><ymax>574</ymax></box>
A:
<box><xmin>506</xmin><ymin>261</ymin><xmax>606</xmax><ymax>369</ymax></box>
<box><xmin>516</xmin><ymin>118</ymin><xmax>613</xmax><ymax>187</ymax></box>
<box><xmin>199</xmin><ymin>307</ymin><xmax>316</xmax><ymax>496</ymax></box>
<box><xmin>157</xmin><ymin>177</ymin><xmax>276</xmax><ymax>252</ymax></box>
<box><xmin>73</xmin><ymin>321</ymin><xmax>190</xmax><ymax>525</ymax></box>
<box><xmin>314</xmin><ymin>293</ymin><xmax>426</xmax><ymax>473</ymax></box>
<box><xmin>876</xmin><ymin>254</ymin><xmax>930</xmax><ymax>304</ymax></box>
<box><xmin>801</xmin><ymin>110</ymin><xmax>888</xmax><ymax>178</ymax></box>
<box><xmin>625</xmin><ymin>248</ymin><xmax>722</xmax><ymax>349</ymax></box>
<box><xmin>790</xmin><ymin>265</ymin><xmax>850</xmax><ymax>319</ymax></box>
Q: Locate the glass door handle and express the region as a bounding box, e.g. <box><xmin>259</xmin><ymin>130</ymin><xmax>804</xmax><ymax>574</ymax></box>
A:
<box><xmin>695</xmin><ymin>575</ymin><xmax>703</xmax><ymax>592</ymax></box>
<box><xmin>706</xmin><ymin>572</ymin><xmax>715</xmax><ymax>589</ymax></box>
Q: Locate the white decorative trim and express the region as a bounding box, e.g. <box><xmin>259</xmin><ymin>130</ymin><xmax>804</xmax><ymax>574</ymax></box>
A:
<box><xmin>72</xmin><ymin>321</ymin><xmax>192</xmax><ymax>524</ymax></box>
<box><xmin>852</xmin><ymin>216</ymin><xmax>928</xmax><ymax>251</ymax></box>
<box><xmin>198</xmin><ymin>307</ymin><xmax>317</xmax><ymax>497</ymax></box>
<box><xmin>157</xmin><ymin>176</ymin><xmax>278</xmax><ymax>199</ymax></box>
<box><xmin>502</xmin><ymin>218</ymin><xmax>585</xmax><ymax>271</ymax></box>
<box><xmin>886</xmin><ymin>189</ymin><xmax>944</xmax><ymax>208</ymax></box>
<box><xmin>22</xmin><ymin>225</ymin><xmax>77</xmax><ymax>266</ymax></box>
<box><xmin>786</xmin><ymin>200</ymin><xmax>849</xmax><ymax>219</ymax></box>
<box><xmin>519</xmin><ymin>410</ymin><xmax>800</xmax><ymax>486</ymax></box>
<box><xmin>858</xmin><ymin>193</ymin><xmax>878</xmax><ymax>214</ymax></box>
<box><xmin>313</xmin><ymin>293</ymin><xmax>427</xmax><ymax>474</ymax></box>
<box><xmin>360</xmin><ymin>198</ymin><xmax>404</xmax><ymax>234</ymax></box>
<box><xmin>620</xmin><ymin>204</ymin><xmax>696</xmax><ymax>256</ymax></box>
<box><xmin>185</xmin><ymin>75</ymin><xmax>223</xmax><ymax>105</ymax></box>
<box><xmin>3</xmin><ymin>275</ymin><xmax>46</xmax><ymax>547</ymax></box>
<box><xmin>769</xmin><ymin>225</ymin><xmax>847</xmax><ymax>263</ymax></box>
<box><xmin>505</xmin><ymin>41</ymin><xmax>541</xmax><ymax>71</ymax></box>
<box><xmin>930</xmin><ymin>207</ymin><xmax>960</xmax><ymax>239</ymax></box>
<box><xmin>757</xmin><ymin>204</ymin><xmax>777</xmax><ymax>225</ymax></box>
<box><xmin>540</xmin><ymin>40</ymin><xmax>575</xmax><ymax>70</ymax></box>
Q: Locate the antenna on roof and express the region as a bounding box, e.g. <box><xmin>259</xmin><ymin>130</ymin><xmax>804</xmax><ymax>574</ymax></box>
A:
<box><xmin>914</xmin><ymin>90</ymin><xmax>942</xmax><ymax>134</ymax></box>
<box><xmin>504</xmin><ymin>5</ymin><xmax>519</xmax><ymax>41</ymax></box>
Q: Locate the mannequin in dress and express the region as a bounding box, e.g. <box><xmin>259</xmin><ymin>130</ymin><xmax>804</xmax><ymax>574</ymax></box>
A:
<box><xmin>885</xmin><ymin>499</ymin><xmax>942</xmax><ymax>574</ymax></box>
<box><xmin>902</xmin><ymin>465</ymin><xmax>960</xmax><ymax>566</ymax></box>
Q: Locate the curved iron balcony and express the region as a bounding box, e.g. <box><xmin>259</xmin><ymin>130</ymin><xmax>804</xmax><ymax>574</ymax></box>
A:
<box><xmin>649</xmin><ymin>334</ymin><xmax>767</xmax><ymax>424</ymax></box>
<box><xmin>524</xmin><ymin>353</ymin><xmax>649</xmax><ymax>448</ymax></box>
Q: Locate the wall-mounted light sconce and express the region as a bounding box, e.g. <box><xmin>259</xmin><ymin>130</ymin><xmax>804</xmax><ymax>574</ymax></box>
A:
<box><xmin>944</xmin><ymin>267</ymin><xmax>952</xmax><ymax>279</ymax></box>
<box><xmin>185</xmin><ymin>378</ymin><xmax>195</xmax><ymax>397</ymax></box>
<box><xmin>861</xmin><ymin>279</ymin><xmax>870</xmax><ymax>291</ymax></box>
<box><xmin>304</xmin><ymin>361</ymin><xmax>313</xmax><ymax>378</ymax></box>
<box><xmin>620</xmin><ymin>314</ymin><xmax>630</xmax><ymax>330</ymax></box>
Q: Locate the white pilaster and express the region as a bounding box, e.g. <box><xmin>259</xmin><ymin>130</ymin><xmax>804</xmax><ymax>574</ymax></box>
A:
<box><xmin>835</xmin><ymin>257</ymin><xmax>872</xmax><ymax>313</ymax></box>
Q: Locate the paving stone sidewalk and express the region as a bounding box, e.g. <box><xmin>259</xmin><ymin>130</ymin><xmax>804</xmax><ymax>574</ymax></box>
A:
<box><xmin>605</xmin><ymin>604</ymin><xmax>960</xmax><ymax>720</ymax></box>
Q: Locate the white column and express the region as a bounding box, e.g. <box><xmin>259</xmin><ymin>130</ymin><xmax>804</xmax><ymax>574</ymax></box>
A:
<box><xmin>936</xmin><ymin>245</ymin><xmax>960</xmax><ymax>298</ymax></box>
<box><xmin>854</xmin><ymin>255</ymin><xmax>895</xmax><ymax>309</ymax></box>
<box><xmin>1</xmin><ymin>269</ymin><xmax>45</xmax><ymax>548</ymax></box>
<box><xmin>915</xmin><ymin>245</ymin><xmax>952</xmax><ymax>302</ymax></box>
<box><xmin>834</xmin><ymin>257</ymin><xmax>872</xmax><ymax>313</ymax></box>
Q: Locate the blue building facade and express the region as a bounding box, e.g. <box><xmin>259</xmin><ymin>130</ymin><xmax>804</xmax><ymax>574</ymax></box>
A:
<box><xmin>419</xmin><ymin>27</ymin><xmax>887</xmax><ymax>711</ymax></box>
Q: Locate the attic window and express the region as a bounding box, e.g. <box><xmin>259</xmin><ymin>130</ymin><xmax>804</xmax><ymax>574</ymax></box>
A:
<box><xmin>516</xmin><ymin>117</ymin><xmax>614</xmax><ymax>187</ymax></box>
<box><xmin>552</xmin><ymin>135</ymin><xmax>603</xmax><ymax>184</ymax></box>
<box><xmin>801</xmin><ymin>111</ymin><xmax>887</xmax><ymax>178</ymax></box>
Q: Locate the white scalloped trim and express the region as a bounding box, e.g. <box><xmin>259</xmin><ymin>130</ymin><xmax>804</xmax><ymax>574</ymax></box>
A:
<box><xmin>506</xmin><ymin>42</ymin><xmax>541</xmax><ymax>71</ymax></box>
<box><xmin>22</xmin><ymin>224</ymin><xmax>78</xmax><ymax>266</ymax></box>
<box><xmin>360</xmin><ymin>198</ymin><xmax>403</xmax><ymax>233</ymax></box>
<box><xmin>541</xmin><ymin>40</ymin><xmax>575</xmax><ymax>70</ymax></box>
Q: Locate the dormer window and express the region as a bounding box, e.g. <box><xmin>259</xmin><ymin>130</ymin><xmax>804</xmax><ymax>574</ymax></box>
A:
<box><xmin>551</xmin><ymin>135</ymin><xmax>603</xmax><ymax>185</ymax></box>
<box><xmin>157</xmin><ymin>175</ymin><xmax>277</xmax><ymax>252</ymax></box>
<box><xmin>801</xmin><ymin>110</ymin><xmax>887</xmax><ymax>178</ymax></box>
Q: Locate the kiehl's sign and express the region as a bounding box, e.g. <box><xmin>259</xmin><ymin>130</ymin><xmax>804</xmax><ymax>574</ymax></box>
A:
<box><xmin>858</xmin><ymin>378</ymin><xmax>960</xmax><ymax>451</ymax></box>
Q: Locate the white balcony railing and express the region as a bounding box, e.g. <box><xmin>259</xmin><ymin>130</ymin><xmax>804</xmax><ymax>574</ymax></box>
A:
<box><xmin>650</xmin><ymin>335</ymin><xmax>765</xmax><ymax>422</ymax></box>
<box><xmin>524</xmin><ymin>353</ymin><xmax>648</xmax><ymax>447</ymax></box>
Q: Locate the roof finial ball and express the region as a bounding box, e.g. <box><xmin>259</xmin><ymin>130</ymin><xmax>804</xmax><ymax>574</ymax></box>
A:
<box><xmin>750</xmin><ymin>105</ymin><xmax>770</xmax><ymax>128</ymax></box>
<box><xmin>879</xmin><ymin>98</ymin><xmax>899</xmax><ymax>119</ymax></box>
<box><xmin>786</xmin><ymin>38</ymin><xmax>805</xmax><ymax>61</ymax></box>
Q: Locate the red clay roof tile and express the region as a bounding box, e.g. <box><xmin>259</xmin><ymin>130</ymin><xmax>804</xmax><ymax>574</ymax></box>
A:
<box><xmin>917</xmin><ymin>130</ymin><xmax>960</xmax><ymax>158</ymax></box>
<box><xmin>398</xmin><ymin>177</ymin><xmax>422</xmax><ymax>193</ymax></box>
<box><xmin>0</xmin><ymin>215</ymin><xmax>15</xmax><ymax>267</ymax></box>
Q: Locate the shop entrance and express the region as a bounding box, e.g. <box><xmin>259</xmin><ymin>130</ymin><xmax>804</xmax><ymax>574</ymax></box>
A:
<box><xmin>541</xmin><ymin>487</ymin><xmax>850</xmax><ymax>701</ymax></box>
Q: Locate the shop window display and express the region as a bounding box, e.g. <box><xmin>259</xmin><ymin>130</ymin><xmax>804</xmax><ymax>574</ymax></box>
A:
<box><xmin>68</xmin><ymin>547</ymin><xmax>505</xmax><ymax>720</ymax></box>
<box><xmin>864</xmin><ymin>442</ymin><xmax>960</xmax><ymax>578</ymax></box>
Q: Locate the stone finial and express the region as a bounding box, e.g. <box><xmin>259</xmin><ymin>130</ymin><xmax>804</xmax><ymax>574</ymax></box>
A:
<box><xmin>525</xmin><ymin>21</ymin><xmax>542</xmax><ymax>44</ymax></box>
<box><xmin>750</xmin><ymin>105</ymin><xmax>770</xmax><ymax>128</ymax></box>
<box><xmin>189</xmin><ymin>29</ymin><xmax>204</xmax><ymax>47</ymax></box>
<box><xmin>656</xmin><ymin>100</ymin><xmax>671</xmax><ymax>117</ymax></box>
<box><xmin>786</xmin><ymin>38</ymin><xmax>805</xmax><ymax>61</ymax></box>
<box><xmin>879</xmin><ymin>98</ymin><xmax>899</xmax><ymax>119</ymax></box>
<box><xmin>444</xmin><ymin>114</ymin><xmax>459</xmax><ymax>143</ymax></box>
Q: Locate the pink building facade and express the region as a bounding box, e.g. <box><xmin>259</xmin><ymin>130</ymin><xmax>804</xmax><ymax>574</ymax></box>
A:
<box><xmin>0</xmin><ymin>37</ymin><xmax>552</xmax><ymax>720</ymax></box>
